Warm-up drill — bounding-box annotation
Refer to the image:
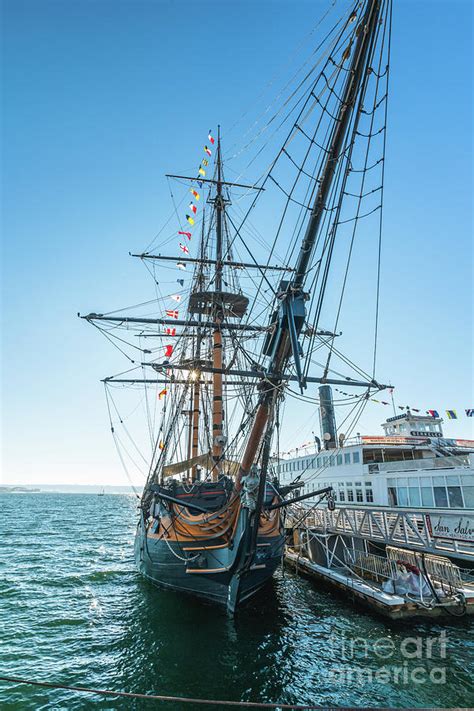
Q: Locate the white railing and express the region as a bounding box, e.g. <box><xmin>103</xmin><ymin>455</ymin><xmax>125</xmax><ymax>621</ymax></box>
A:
<box><xmin>373</xmin><ymin>456</ymin><xmax>470</xmax><ymax>473</ymax></box>
<box><xmin>287</xmin><ymin>504</ymin><xmax>474</xmax><ymax>561</ymax></box>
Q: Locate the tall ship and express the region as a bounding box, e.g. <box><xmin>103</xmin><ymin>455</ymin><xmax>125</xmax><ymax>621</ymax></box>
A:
<box><xmin>82</xmin><ymin>0</ymin><xmax>395</xmax><ymax>612</ymax></box>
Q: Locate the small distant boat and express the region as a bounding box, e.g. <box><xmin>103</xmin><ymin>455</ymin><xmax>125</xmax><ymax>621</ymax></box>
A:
<box><xmin>98</xmin><ymin>488</ymin><xmax>105</xmax><ymax>497</ymax></box>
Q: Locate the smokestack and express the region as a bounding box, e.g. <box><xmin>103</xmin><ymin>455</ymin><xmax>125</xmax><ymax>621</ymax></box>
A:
<box><xmin>319</xmin><ymin>385</ymin><xmax>337</xmax><ymax>449</ymax></box>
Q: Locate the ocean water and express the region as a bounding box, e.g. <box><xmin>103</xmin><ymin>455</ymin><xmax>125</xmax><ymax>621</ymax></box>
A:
<box><xmin>1</xmin><ymin>493</ymin><xmax>473</xmax><ymax>710</ymax></box>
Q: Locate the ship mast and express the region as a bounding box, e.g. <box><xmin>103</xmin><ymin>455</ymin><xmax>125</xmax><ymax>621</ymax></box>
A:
<box><xmin>237</xmin><ymin>0</ymin><xmax>382</xmax><ymax>487</ymax></box>
<box><xmin>212</xmin><ymin>127</ymin><xmax>224</xmax><ymax>480</ymax></box>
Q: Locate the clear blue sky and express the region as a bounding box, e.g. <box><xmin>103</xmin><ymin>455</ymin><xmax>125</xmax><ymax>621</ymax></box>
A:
<box><xmin>2</xmin><ymin>0</ymin><xmax>473</xmax><ymax>486</ymax></box>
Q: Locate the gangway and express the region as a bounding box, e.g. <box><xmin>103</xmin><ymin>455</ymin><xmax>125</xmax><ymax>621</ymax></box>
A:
<box><xmin>286</xmin><ymin>504</ymin><xmax>474</xmax><ymax>563</ymax></box>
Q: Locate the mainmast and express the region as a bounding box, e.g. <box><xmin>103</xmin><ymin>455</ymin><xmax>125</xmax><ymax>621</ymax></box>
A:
<box><xmin>212</xmin><ymin>127</ymin><xmax>224</xmax><ymax>480</ymax></box>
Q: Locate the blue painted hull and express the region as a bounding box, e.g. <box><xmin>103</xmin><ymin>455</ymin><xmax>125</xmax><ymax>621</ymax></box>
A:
<box><xmin>134</xmin><ymin>513</ymin><xmax>284</xmax><ymax>609</ymax></box>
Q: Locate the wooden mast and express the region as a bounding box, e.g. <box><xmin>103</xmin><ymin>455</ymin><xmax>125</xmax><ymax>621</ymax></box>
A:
<box><xmin>212</xmin><ymin>126</ymin><xmax>224</xmax><ymax>481</ymax></box>
<box><xmin>191</xmin><ymin>219</ymin><xmax>206</xmax><ymax>481</ymax></box>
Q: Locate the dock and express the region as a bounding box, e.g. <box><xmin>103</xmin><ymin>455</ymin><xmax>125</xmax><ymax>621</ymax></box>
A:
<box><xmin>285</xmin><ymin>504</ymin><xmax>474</xmax><ymax>620</ymax></box>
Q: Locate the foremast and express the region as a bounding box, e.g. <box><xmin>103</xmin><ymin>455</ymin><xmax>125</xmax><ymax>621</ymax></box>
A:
<box><xmin>237</xmin><ymin>0</ymin><xmax>383</xmax><ymax>488</ymax></box>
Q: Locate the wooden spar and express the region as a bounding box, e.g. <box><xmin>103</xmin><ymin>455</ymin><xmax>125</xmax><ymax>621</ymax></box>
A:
<box><xmin>191</xmin><ymin>376</ymin><xmax>201</xmax><ymax>480</ymax></box>
<box><xmin>186</xmin><ymin>393</ymin><xmax>193</xmax><ymax>466</ymax></box>
<box><xmin>212</xmin><ymin>127</ymin><xmax>224</xmax><ymax>481</ymax></box>
<box><xmin>191</xmin><ymin>220</ymin><xmax>206</xmax><ymax>482</ymax></box>
<box><xmin>239</xmin><ymin>403</ymin><xmax>269</xmax><ymax>476</ymax></box>
<box><xmin>236</xmin><ymin>0</ymin><xmax>382</xmax><ymax>487</ymax></box>
<box><xmin>212</xmin><ymin>323</ymin><xmax>223</xmax><ymax>480</ymax></box>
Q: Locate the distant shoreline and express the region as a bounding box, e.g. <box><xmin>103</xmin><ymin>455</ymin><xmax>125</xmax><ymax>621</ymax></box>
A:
<box><xmin>0</xmin><ymin>485</ymin><xmax>141</xmax><ymax>495</ymax></box>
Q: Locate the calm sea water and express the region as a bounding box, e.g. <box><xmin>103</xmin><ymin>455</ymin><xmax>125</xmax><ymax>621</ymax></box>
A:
<box><xmin>1</xmin><ymin>493</ymin><xmax>473</xmax><ymax>710</ymax></box>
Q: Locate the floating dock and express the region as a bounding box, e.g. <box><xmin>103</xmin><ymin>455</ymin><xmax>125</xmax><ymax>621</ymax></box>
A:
<box><xmin>285</xmin><ymin>549</ymin><xmax>474</xmax><ymax>620</ymax></box>
<box><xmin>284</xmin><ymin>503</ymin><xmax>474</xmax><ymax>620</ymax></box>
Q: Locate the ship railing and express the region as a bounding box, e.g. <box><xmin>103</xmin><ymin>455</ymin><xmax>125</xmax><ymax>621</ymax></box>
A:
<box><xmin>372</xmin><ymin>455</ymin><xmax>470</xmax><ymax>473</ymax></box>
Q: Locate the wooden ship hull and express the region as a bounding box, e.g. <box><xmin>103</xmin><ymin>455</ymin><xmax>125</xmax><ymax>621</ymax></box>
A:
<box><xmin>134</xmin><ymin>482</ymin><xmax>284</xmax><ymax>611</ymax></box>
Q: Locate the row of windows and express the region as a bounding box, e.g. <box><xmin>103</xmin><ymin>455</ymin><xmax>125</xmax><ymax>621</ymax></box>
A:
<box><xmin>387</xmin><ymin>475</ymin><xmax>474</xmax><ymax>509</ymax></box>
<box><xmin>384</xmin><ymin>422</ymin><xmax>442</xmax><ymax>435</ymax></box>
<box><xmin>303</xmin><ymin>480</ymin><xmax>374</xmax><ymax>504</ymax></box>
<box><xmin>279</xmin><ymin>450</ymin><xmax>360</xmax><ymax>473</ymax></box>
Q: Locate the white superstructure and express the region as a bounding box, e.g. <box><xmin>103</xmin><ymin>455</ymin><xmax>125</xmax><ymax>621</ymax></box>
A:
<box><xmin>276</xmin><ymin>411</ymin><xmax>474</xmax><ymax>511</ymax></box>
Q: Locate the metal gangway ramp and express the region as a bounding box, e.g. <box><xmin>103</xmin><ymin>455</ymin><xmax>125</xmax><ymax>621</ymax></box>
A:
<box><xmin>288</xmin><ymin>505</ymin><xmax>474</xmax><ymax>562</ymax></box>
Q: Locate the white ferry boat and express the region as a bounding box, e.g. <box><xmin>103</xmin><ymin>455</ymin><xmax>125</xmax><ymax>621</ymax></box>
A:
<box><xmin>276</xmin><ymin>408</ymin><xmax>474</xmax><ymax>512</ymax></box>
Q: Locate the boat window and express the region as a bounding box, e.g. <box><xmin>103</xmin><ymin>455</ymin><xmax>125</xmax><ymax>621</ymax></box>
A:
<box><xmin>329</xmin><ymin>456</ymin><xmax>334</xmax><ymax>467</ymax></box>
<box><xmin>421</xmin><ymin>486</ymin><xmax>434</xmax><ymax>507</ymax></box>
<box><xmin>388</xmin><ymin>487</ymin><xmax>397</xmax><ymax>506</ymax></box>
<box><xmin>365</xmin><ymin>481</ymin><xmax>372</xmax><ymax>487</ymax></box>
<box><xmin>337</xmin><ymin>454</ymin><xmax>342</xmax><ymax>465</ymax></box>
<box><xmin>356</xmin><ymin>489</ymin><xmax>363</xmax><ymax>502</ymax></box>
<box><xmin>339</xmin><ymin>490</ymin><xmax>345</xmax><ymax>502</ymax></box>
<box><xmin>323</xmin><ymin>456</ymin><xmax>328</xmax><ymax>466</ymax></box>
<box><xmin>433</xmin><ymin>485</ymin><xmax>448</xmax><ymax>508</ymax></box>
<box><xmin>352</xmin><ymin>452</ymin><xmax>360</xmax><ymax>463</ymax></box>
<box><xmin>344</xmin><ymin>452</ymin><xmax>351</xmax><ymax>464</ymax></box>
<box><xmin>408</xmin><ymin>487</ymin><xmax>421</xmax><ymax>507</ymax></box>
<box><xmin>446</xmin><ymin>475</ymin><xmax>460</xmax><ymax>486</ymax></box>
<box><xmin>419</xmin><ymin>476</ymin><xmax>431</xmax><ymax>487</ymax></box>
<box><xmin>347</xmin><ymin>489</ymin><xmax>354</xmax><ymax>502</ymax></box>
<box><xmin>366</xmin><ymin>488</ymin><xmax>374</xmax><ymax>503</ymax></box>
<box><xmin>355</xmin><ymin>481</ymin><xmax>362</xmax><ymax>486</ymax></box>
<box><xmin>397</xmin><ymin>487</ymin><xmax>409</xmax><ymax>506</ymax></box>
<box><xmin>447</xmin><ymin>486</ymin><xmax>463</xmax><ymax>508</ymax></box>
<box><xmin>463</xmin><ymin>487</ymin><xmax>474</xmax><ymax>507</ymax></box>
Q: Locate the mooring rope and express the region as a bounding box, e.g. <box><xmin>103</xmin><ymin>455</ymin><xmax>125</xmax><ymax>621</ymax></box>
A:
<box><xmin>0</xmin><ymin>675</ymin><xmax>322</xmax><ymax>709</ymax></box>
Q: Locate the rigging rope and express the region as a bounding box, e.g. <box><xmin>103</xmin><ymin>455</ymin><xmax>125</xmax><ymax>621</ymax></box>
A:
<box><xmin>0</xmin><ymin>676</ymin><xmax>321</xmax><ymax>709</ymax></box>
